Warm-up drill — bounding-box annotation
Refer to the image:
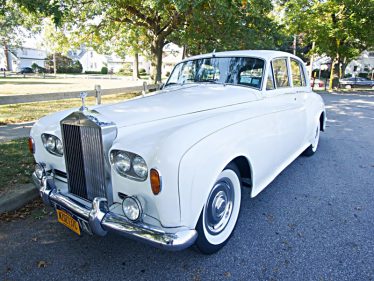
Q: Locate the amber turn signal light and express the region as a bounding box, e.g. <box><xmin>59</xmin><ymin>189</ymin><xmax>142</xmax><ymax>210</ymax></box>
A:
<box><xmin>28</xmin><ymin>137</ymin><xmax>35</xmax><ymax>154</ymax></box>
<box><xmin>150</xmin><ymin>169</ymin><xmax>161</xmax><ymax>195</ymax></box>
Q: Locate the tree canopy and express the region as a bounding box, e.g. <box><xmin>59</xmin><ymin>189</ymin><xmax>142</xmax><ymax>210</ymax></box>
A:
<box><xmin>282</xmin><ymin>0</ymin><xmax>374</xmax><ymax>88</ymax></box>
<box><xmin>6</xmin><ymin>0</ymin><xmax>373</xmax><ymax>84</ymax></box>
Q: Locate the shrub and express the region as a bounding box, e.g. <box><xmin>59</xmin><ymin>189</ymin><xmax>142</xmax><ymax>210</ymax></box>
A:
<box><xmin>31</xmin><ymin>63</ymin><xmax>46</xmax><ymax>73</ymax></box>
<box><xmin>84</xmin><ymin>71</ymin><xmax>101</xmax><ymax>74</ymax></box>
<box><xmin>45</xmin><ymin>53</ymin><xmax>83</xmax><ymax>73</ymax></box>
<box><xmin>139</xmin><ymin>68</ymin><xmax>146</xmax><ymax>74</ymax></box>
<box><xmin>165</xmin><ymin>71</ymin><xmax>171</xmax><ymax>77</ymax></box>
<box><xmin>101</xmin><ymin>66</ymin><xmax>108</xmax><ymax>74</ymax></box>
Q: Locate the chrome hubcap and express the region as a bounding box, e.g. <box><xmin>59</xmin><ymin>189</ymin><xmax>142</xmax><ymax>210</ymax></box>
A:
<box><xmin>205</xmin><ymin>179</ymin><xmax>234</xmax><ymax>235</ymax></box>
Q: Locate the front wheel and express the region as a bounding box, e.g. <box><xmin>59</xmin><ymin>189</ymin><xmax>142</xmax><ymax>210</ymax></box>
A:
<box><xmin>195</xmin><ymin>163</ymin><xmax>241</xmax><ymax>254</ymax></box>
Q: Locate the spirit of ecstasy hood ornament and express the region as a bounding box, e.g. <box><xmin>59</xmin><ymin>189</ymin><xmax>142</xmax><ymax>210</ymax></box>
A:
<box><xmin>79</xmin><ymin>92</ymin><xmax>88</xmax><ymax>111</ymax></box>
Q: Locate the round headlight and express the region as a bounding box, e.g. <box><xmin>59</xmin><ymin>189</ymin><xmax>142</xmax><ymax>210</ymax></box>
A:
<box><xmin>114</xmin><ymin>152</ymin><xmax>131</xmax><ymax>174</ymax></box>
<box><xmin>46</xmin><ymin>136</ymin><xmax>56</xmax><ymax>151</ymax></box>
<box><xmin>56</xmin><ymin>139</ymin><xmax>63</xmax><ymax>155</ymax></box>
<box><xmin>35</xmin><ymin>163</ymin><xmax>45</xmax><ymax>180</ymax></box>
<box><xmin>122</xmin><ymin>196</ymin><xmax>142</xmax><ymax>221</ymax></box>
<box><xmin>132</xmin><ymin>156</ymin><xmax>148</xmax><ymax>178</ymax></box>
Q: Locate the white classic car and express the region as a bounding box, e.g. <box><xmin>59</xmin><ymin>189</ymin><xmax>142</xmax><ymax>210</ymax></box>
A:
<box><xmin>30</xmin><ymin>50</ymin><xmax>326</xmax><ymax>254</ymax></box>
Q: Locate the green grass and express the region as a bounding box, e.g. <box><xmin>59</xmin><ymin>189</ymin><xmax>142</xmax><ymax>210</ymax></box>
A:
<box><xmin>0</xmin><ymin>92</ymin><xmax>140</xmax><ymax>125</ymax></box>
<box><xmin>0</xmin><ymin>138</ymin><xmax>35</xmax><ymax>195</ymax></box>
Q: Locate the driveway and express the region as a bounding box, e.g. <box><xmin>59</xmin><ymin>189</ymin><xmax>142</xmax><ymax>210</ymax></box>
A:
<box><xmin>0</xmin><ymin>122</ymin><xmax>34</xmax><ymax>142</ymax></box>
<box><xmin>1</xmin><ymin>91</ymin><xmax>374</xmax><ymax>280</ymax></box>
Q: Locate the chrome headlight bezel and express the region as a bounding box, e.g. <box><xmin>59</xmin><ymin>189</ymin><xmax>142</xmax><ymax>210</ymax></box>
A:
<box><xmin>110</xmin><ymin>150</ymin><xmax>148</xmax><ymax>181</ymax></box>
<box><xmin>41</xmin><ymin>134</ymin><xmax>63</xmax><ymax>157</ymax></box>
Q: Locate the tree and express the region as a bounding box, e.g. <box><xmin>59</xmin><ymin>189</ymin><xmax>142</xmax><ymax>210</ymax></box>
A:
<box><xmin>282</xmin><ymin>0</ymin><xmax>374</xmax><ymax>89</ymax></box>
<box><xmin>174</xmin><ymin>0</ymin><xmax>284</xmax><ymax>55</ymax></box>
<box><xmin>14</xmin><ymin>0</ymin><xmax>285</xmax><ymax>83</ymax></box>
<box><xmin>41</xmin><ymin>18</ymin><xmax>71</xmax><ymax>75</ymax></box>
<box><xmin>0</xmin><ymin>0</ymin><xmax>36</xmax><ymax>71</ymax></box>
<box><xmin>45</xmin><ymin>53</ymin><xmax>82</xmax><ymax>73</ymax></box>
<box><xmin>16</xmin><ymin>0</ymin><xmax>283</xmax><ymax>82</ymax></box>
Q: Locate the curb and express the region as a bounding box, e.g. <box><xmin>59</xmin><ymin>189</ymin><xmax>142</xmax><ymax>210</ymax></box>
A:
<box><xmin>0</xmin><ymin>183</ymin><xmax>39</xmax><ymax>213</ymax></box>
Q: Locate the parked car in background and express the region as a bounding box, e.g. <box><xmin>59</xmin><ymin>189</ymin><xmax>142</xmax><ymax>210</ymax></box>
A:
<box><xmin>339</xmin><ymin>77</ymin><xmax>374</xmax><ymax>89</ymax></box>
<box><xmin>310</xmin><ymin>78</ymin><xmax>325</xmax><ymax>88</ymax></box>
<box><xmin>18</xmin><ymin>67</ymin><xmax>34</xmax><ymax>74</ymax></box>
<box><xmin>30</xmin><ymin>50</ymin><xmax>326</xmax><ymax>254</ymax></box>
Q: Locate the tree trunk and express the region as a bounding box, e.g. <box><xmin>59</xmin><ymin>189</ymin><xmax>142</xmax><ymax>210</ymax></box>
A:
<box><xmin>133</xmin><ymin>53</ymin><xmax>139</xmax><ymax>80</ymax></box>
<box><xmin>150</xmin><ymin>37</ymin><xmax>164</xmax><ymax>83</ymax></box>
<box><xmin>3</xmin><ymin>43</ymin><xmax>10</xmax><ymax>71</ymax></box>
<box><xmin>53</xmin><ymin>52</ymin><xmax>57</xmax><ymax>75</ymax></box>
<box><xmin>182</xmin><ymin>45</ymin><xmax>187</xmax><ymax>60</ymax></box>
<box><xmin>328</xmin><ymin>58</ymin><xmax>336</xmax><ymax>91</ymax></box>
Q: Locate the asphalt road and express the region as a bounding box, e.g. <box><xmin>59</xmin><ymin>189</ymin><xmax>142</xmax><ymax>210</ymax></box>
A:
<box><xmin>1</xmin><ymin>91</ymin><xmax>374</xmax><ymax>281</ymax></box>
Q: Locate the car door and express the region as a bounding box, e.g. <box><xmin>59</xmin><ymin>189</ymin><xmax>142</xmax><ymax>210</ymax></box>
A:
<box><xmin>264</xmin><ymin>57</ymin><xmax>307</xmax><ymax>166</ymax></box>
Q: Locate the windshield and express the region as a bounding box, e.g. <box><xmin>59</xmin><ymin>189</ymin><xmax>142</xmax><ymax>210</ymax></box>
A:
<box><xmin>165</xmin><ymin>57</ymin><xmax>265</xmax><ymax>90</ymax></box>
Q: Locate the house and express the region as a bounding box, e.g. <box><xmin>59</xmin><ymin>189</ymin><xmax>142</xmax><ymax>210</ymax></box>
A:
<box><xmin>162</xmin><ymin>43</ymin><xmax>183</xmax><ymax>75</ymax></box>
<box><xmin>68</xmin><ymin>47</ymin><xmax>128</xmax><ymax>73</ymax></box>
<box><xmin>310</xmin><ymin>51</ymin><xmax>374</xmax><ymax>78</ymax></box>
<box><xmin>345</xmin><ymin>50</ymin><xmax>374</xmax><ymax>76</ymax></box>
<box><xmin>67</xmin><ymin>43</ymin><xmax>183</xmax><ymax>75</ymax></box>
<box><xmin>0</xmin><ymin>46</ymin><xmax>48</xmax><ymax>71</ymax></box>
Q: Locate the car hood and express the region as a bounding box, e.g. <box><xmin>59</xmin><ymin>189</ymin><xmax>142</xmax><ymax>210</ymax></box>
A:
<box><xmin>95</xmin><ymin>84</ymin><xmax>260</xmax><ymax>127</ymax></box>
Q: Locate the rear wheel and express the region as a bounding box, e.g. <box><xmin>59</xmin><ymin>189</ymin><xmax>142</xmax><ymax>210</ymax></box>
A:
<box><xmin>303</xmin><ymin>121</ymin><xmax>320</xmax><ymax>157</ymax></box>
<box><xmin>195</xmin><ymin>163</ymin><xmax>241</xmax><ymax>254</ymax></box>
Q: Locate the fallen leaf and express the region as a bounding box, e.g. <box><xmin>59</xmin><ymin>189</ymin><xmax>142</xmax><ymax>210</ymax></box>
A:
<box><xmin>224</xmin><ymin>271</ymin><xmax>231</xmax><ymax>277</ymax></box>
<box><xmin>37</xmin><ymin>260</ymin><xmax>47</xmax><ymax>268</ymax></box>
<box><xmin>32</xmin><ymin>237</ymin><xmax>38</xmax><ymax>242</ymax></box>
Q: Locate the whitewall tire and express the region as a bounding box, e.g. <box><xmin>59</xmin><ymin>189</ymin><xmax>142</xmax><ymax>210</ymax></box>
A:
<box><xmin>195</xmin><ymin>163</ymin><xmax>241</xmax><ymax>254</ymax></box>
<box><xmin>303</xmin><ymin>121</ymin><xmax>320</xmax><ymax>157</ymax></box>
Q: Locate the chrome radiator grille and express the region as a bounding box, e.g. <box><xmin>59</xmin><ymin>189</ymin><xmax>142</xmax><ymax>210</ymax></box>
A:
<box><xmin>61</xmin><ymin>123</ymin><xmax>107</xmax><ymax>201</ymax></box>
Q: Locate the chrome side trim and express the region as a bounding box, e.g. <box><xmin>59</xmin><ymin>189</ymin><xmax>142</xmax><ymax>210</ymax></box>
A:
<box><xmin>32</xmin><ymin>173</ymin><xmax>197</xmax><ymax>251</ymax></box>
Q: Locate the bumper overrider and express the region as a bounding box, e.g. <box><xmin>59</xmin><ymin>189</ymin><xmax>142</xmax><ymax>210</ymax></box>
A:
<box><xmin>32</xmin><ymin>173</ymin><xmax>197</xmax><ymax>251</ymax></box>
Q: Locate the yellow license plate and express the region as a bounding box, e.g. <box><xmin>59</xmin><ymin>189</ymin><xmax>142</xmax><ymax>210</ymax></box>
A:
<box><xmin>57</xmin><ymin>209</ymin><xmax>81</xmax><ymax>235</ymax></box>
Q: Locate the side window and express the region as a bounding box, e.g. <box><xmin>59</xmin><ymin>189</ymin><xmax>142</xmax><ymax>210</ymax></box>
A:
<box><xmin>266</xmin><ymin>65</ymin><xmax>275</xmax><ymax>90</ymax></box>
<box><xmin>272</xmin><ymin>58</ymin><xmax>290</xmax><ymax>88</ymax></box>
<box><xmin>291</xmin><ymin>59</ymin><xmax>306</xmax><ymax>87</ymax></box>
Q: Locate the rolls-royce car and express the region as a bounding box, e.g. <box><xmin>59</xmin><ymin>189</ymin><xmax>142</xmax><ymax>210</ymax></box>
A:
<box><xmin>30</xmin><ymin>50</ymin><xmax>326</xmax><ymax>254</ymax></box>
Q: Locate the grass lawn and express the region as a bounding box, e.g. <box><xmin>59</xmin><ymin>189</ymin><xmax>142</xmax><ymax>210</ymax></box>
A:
<box><xmin>0</xmin><ymin>138</ymin><xmax>34</xmax><ymax>195</ymax></box>
<box><xmin>0</xmin><ymin>92</ymin><xmax>139</xmax><ymax>125</ymax></box>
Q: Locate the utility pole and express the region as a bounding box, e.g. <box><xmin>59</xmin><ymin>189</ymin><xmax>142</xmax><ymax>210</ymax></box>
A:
<box><xmin>309</xmin><ymin>41</ymin><xmax>316</xmax><ymax>80</ymax></box>
<box><xmin>53</xmin><ymin>52</ymin><xmax>57</xmax><ymax>76</ymax></box>
<box><xmin>293</xmin><ymin>35</ymin><xmax>297</xmax><ymax>55</ymax></box>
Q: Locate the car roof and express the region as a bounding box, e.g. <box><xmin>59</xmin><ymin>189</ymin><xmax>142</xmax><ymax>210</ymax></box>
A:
<box><xmin>182</xmin><ymin>50</ymin><xmax>301</xmax><ymax>62</ymax></box>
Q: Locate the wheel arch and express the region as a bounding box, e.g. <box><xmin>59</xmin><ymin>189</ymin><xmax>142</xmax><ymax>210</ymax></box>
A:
<box><xmin>229</xmin><ymin>155</ymin><xmax>253</xmax><ymax>188</ymax></box>
<box><xmin>320</xmin><ymin>110</ymin><xmax>326</xmax><ymax>132</ymax></box>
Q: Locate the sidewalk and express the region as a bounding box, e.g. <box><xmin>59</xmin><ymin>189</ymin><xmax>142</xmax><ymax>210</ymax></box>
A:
<box><xmin>0</xmin><ymin>121</ymin><xmax>34</xmax><ymax>142</ymax></box>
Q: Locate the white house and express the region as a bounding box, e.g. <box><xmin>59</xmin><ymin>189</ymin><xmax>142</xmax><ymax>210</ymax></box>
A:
<box><xmin>345</xmin><ymin>50</ymin><xmax>374</xmax><ymax>76</ymax></box>
<box><xmin>67</xmin><ymin>43</ymin><xmax>183</xmax><ymax>75</ymax></box>
<box><xmin>162</xmin><ymin>43</ymin><xmax>183</xmax><ymax>75</ymax></box>
<box><xmin>310</xmin><ymin>51</ymin><xmax>374</xmax><ymax>78</ymax></box>
<box><xmin>68</xmin><ymin>47</ymin><xmax>128</xmax><ymax>73</ymax></box>
<box><xmin>0</xmin><ymin>46</ymin><xmax>48</xmax><ymax>71</ymax></box>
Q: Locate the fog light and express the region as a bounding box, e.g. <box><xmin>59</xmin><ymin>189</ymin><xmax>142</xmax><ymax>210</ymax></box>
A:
<box><xmin>35</xmin><ymin>163</ymin><xmax>46</xmax><ymax>180</ymax></box>
<box><xmin>122</xmin><ymin>196</ymin><xmax>142</xmax><ymax>221</ymax></box>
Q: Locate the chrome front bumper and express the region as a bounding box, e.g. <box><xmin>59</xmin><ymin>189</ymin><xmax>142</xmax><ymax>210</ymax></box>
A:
<box><xmin>32</xmin><ymin>173</ymin><xmax>197</xmax><ymax>251</ymax></box>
